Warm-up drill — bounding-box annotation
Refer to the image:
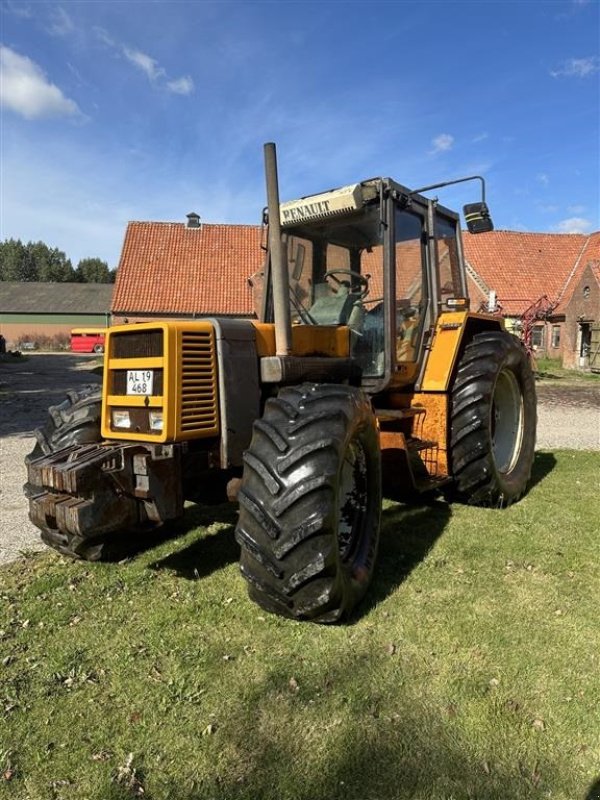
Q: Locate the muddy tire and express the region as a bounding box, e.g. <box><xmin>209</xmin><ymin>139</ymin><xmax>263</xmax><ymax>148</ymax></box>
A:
<box><xmin>25</xmin><ymin>386</ymin><xmax>109</xmax><ymax>560</ymax></box>
<box><xmin>235</xmin><ymin>383</ymin><xmax>381</xmax><ymax>623</ymax></box>
<box><xmin>449</xmin><ymin>331</ymin><xmax>536</xmax><ymax>506</ymax></box>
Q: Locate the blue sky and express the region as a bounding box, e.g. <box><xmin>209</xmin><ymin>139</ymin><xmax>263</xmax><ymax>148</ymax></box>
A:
<box><xmin>1</xmin><ymin>0</ymin><xmax>599</xmax><ymax>268</ymax></box>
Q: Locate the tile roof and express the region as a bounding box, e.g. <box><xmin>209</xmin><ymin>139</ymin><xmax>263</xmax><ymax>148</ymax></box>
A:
<box><xmin>112</xmin><ymin>221</ymin><xmax>600</xmax><ymax>320</ymax></box>
<box><xmin>463</xmin><ymin>230</ymin><xmax>592</xmax><ymax>315</ymax></box>
<box><xmin>554</xmin><ymin>230</ymin><xmax>600</xmax><ymax>309</ymax></box>
<box><xmin>0</xmin><ymin>281</ymin><xmax>113</xmax><ymax>314</ymax></box>
<box><xmin>111</xmin><ymin>222</ymin><xmax>263</xmax><ymax>316</ymax></box>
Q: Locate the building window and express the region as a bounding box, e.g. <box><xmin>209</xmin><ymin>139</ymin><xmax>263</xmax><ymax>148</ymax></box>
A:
<box><xmin>551</xmin><ymin>325</ymin><xmax>561</xmax><ymax>348</ymax></box>
<box><xmin>583</xmin><ymin>285</ymin><xmax>590</xmax><ymax>299</ymax></box>
<box><xmin>531</xmin><ymin>326</ymin><xmax>545</xmax><ymax>349</ymax></box>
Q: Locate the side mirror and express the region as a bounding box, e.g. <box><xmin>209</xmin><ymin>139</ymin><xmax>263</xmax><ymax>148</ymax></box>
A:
<box><xmin>463</xmin><ymin>202</ymin><xmax>494</xmax><ymax>234</ymax></box>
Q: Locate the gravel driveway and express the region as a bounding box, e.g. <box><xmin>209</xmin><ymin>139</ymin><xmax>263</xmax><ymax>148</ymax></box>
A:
<box><xmin>1</xmin><ymin>354</ymin><xmax>102</xmax><ymax>565</ymax></box>
<box><xmin>1</xmin><ymin>354</ymin><xmax>598</xmax><ymax>566</ymax></box>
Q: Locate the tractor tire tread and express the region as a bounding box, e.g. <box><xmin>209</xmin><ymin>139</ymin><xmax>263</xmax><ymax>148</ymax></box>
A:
<box><xmin>235</xmin><ymin>382</ymin><xmax>381</xmax><ymax>623</ymax></box>
<box><xmin>449</xmin><ymin>331</ymin><xmax>536</xmax><ymax>507</ymax></box>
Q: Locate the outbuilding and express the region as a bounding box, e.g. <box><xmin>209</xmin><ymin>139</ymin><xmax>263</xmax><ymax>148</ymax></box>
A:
<box><xmin>0</xmin><ymin>281</ymin><xmax>113</xmax><ymax>350</ymax></box>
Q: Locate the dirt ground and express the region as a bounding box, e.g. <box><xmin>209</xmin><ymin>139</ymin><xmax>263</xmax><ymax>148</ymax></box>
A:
<box><xmin>1</xmin><ymin>353</ymin><xmax>598</xmax><ymax>566</ymax></box>
<box><xmin>536</xmin><ymin>382</ymin><xmax>600</xmax><ymax>409</ymax></box>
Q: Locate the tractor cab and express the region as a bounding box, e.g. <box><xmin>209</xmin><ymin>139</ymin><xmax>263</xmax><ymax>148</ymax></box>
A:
<box><xmin>262</xmin><ymin>177</ymin><xmax>474</xmax><ymax>393</ymax></box>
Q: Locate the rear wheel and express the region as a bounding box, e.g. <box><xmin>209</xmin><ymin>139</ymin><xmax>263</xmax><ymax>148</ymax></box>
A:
<box><xmin>235</xmin><ymin>383</ymin><xmax>381</xmax><ymax>623</ymax></box>
<box><xmin>449</xmin><ymin>331</ymin><xmax>536</xmax><ymax>506</ymax></box>
<box><xmin>25</xmin><ymin>386</ymin><xmax>110</xmax><ymax>560</ymax></box>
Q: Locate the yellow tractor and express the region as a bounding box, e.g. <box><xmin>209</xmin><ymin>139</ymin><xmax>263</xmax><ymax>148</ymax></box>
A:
<box><xmin>25</xmin><ymin>144</ymin><xmax>536</xmax><ymax>622</ymax></box>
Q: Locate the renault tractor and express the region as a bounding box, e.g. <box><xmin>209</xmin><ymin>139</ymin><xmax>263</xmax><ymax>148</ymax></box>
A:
<box><xmin>25</xmin><ymin>143</ymin><xmax>536</xmax><ymax>622</ymax></box>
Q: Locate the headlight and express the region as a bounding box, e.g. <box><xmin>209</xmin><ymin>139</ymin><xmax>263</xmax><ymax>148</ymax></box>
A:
<box><xmin>112</xmin><ymin>409</ymin><xmax>131</xmax><ymax>429</ymax></box>
<box><xmin>149</xmin><ymin>410</ymin><xmax>164</xmax><ymax>431</ymax></box>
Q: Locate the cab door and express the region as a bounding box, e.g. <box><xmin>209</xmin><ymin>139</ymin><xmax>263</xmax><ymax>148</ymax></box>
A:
<box><xmin>393</xmin><ymin>203</ymin><xmax>429</xmax><ymax>381</ymax></box>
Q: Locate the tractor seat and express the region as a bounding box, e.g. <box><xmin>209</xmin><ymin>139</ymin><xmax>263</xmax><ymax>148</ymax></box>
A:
<box><xmin>308</xmin><ymin>283</ymin><xmax>359</xmax><ymax>326</ymax></box>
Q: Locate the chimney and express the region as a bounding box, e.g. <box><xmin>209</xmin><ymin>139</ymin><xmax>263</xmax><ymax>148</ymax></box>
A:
<box><xmin>186</xmin><ymin>212</ymin><xmax>201</xmax><ymax>229</ymax></box>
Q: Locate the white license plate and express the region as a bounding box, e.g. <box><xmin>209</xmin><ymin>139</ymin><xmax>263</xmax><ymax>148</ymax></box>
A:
<box><xmin>126</xmin><ymin>370</ymin><xmax>154</xmax><ymax>396</ymax></box>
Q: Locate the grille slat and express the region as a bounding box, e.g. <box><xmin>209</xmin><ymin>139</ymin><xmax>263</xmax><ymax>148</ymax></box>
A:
<box><xmin>179</xmin><ymin>331</ymin><xmax>218</xmax><ymax>434</ymax></box>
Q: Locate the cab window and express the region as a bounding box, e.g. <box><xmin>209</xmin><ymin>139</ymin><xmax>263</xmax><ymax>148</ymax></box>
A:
<box><xmin>395</xmin><ymin>209</ymin><xmax>426</xmax><ymax>363</ymax></box>
<box><xmin>435</xmin><ymin>214</ymin><xmax>462</xmax><ymax>303</ymax></box>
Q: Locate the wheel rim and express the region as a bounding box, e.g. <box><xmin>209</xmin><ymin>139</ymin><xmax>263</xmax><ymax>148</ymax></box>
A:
<box><xmin>491</xmin><ymin>368</ymin><xmax>524</xmax><ymax>473</ymax></box>
<box><xmin>337</xmin><ymin>437</ymin><xmax>368</xmax><ymax>562</ymax></box>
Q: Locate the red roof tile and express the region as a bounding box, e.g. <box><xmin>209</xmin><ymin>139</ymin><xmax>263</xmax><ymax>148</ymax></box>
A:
<box><xmin>112</xmin><ymin>222</ymin><xmax>263</xmax><ymax>316</ymax></box>
<box><xmin>463</xmin><ymin>230</ymin><xmax>591</xmax><ymax>315</ymax></box>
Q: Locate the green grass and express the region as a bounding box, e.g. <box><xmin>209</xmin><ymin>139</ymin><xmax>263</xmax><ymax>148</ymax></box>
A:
<box><xmin>1</xmin><ymin>451</ymin><xmax>599</xmax><ymax>800</ymax></box>
<box><xmin>534</xmin><ymin>356</ymin><xmax>600</xmax><ymax>382</ymax></box>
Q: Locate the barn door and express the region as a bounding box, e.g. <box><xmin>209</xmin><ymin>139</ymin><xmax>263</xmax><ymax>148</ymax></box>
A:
<box><xmin>590</xmin><ymin>324</ymin><xmax>600</xmax><ymax>373</ymax></box>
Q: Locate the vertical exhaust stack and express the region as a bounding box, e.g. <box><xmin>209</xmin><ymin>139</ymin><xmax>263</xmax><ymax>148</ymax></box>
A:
<box><xmin>264</xmin><ymin>142</ymin><xmax>292</xmax><ymax>356</ymax></box>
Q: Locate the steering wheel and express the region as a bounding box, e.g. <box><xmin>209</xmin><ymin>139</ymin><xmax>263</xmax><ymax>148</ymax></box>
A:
<box><xmin>323</xmin><ymin>269</ymin><xmax>370</xmax><ymax>299</ymax></box>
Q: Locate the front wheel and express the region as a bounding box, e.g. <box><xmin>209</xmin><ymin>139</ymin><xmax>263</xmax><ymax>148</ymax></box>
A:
<box><xmin>25</xmin><ymin>386</ymin><xmax>111</xmax><ymax>560</ymax></box>
<box><xmin>235</xmin><ymin>383</ymin><xmax>382</xmax><ymax>623</ymax></box>
<box><xmin>449</xmin><ymin>331</ymin><xmax>536</xmax><ymax>506</ymax></box>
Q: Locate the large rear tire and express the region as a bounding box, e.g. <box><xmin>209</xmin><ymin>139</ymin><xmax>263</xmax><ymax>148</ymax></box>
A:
<box><xmin>235</xmin><ymin>383</ymin><xmax>381</xmax><ymax>623</ymax></box>
<box><xmin>25</xmin><ymin>386</ymin><xmax>110</xmax><ymax>560</ymax></box>
<box><xmin>449</xmin><ymin>331</ymin><xmax>536</xmax><ymax>506</ymax></box>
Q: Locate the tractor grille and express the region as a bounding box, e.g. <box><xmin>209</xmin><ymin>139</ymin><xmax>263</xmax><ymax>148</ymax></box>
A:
<box><xmin>111</xmin><ymin>330</ymin><xmax>163</xmax><ymax>358</ymax></box>
<box><xmin>180</xmin><ymin>331</ymin><xmax>218</xmax><ymax>432</ymax></box>
<box><xmin>103</xmin><ymin>322</ymin><xmax>219</xmax><ymax>443</ymax></box>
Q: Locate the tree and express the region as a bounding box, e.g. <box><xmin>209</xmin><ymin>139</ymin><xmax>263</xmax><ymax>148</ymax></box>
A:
<box><xmin>18</xmin><ymin>244</ymin><xmax>39</xmax><ymax>282</ymax></box>
<box><xmin>0</xmin><ymin>239</ymin><xmax>112</xmax><ymax>282</ymax></box>
<box><xmin>0</xmin><ymin>239</ymin><xmax>26</xmax><ymax>280</ymax></box>
<box><xmin>75</xmin><ymin>258</ymin><xmax>113</xmax><ymax>283</ymax></box>
<box><xmin>36</xmin><ymin>245</ymin><xmax>75</xmax><ymax>282</ymax></box>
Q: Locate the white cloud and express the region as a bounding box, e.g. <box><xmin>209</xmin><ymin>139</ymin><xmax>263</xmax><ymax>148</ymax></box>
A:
<box><xmin>4</xmin><ymin>1</ymin><xmax>32</xmax><ymax>18</ymax></box>
<box><xmin>537</xmin><ymin>173</ymin><xmax>550</xmax><ymax>187</ymax></box>
<box><xmin>123</xmin><ymin>47</ymin><xmax>165</xmax><ymax>82</ymax></box>
<box><xmin>430</xmin><ymin>133</ymin><xmax>454</xmax><ymax>154</ymax></box>
<box><xmin>554</xmin><ymin>217</ymin><xmax>593</xmax><ymax>233</ymax></box>
<box><xmin>94</xmin><ymin>27</ymin><xmax>115</xmax><ymax>47</ymax></box>
<box><xmin>550</xmin><ymin>56</ymin><xmax>599</xmax><ymax>78</ymax></box>
<box><xmin>48</xmin><ymin>6</ymin><xmax>74</xmax><ymax>37</ymax></box>
<box><xmin>95</xmin><ymin>28</ymin><xmax>194</xmax><ymax>95</ymax></box>
<box><xmin>472</xmin><ymin>132</ymin><xmax>489</xmax><ymax>143</ymax></box>
<box><xmin>567</xmin><ymin>204</ymin><xmax>586</xmax><ymax>214</ymax></box>
<box><xmin>166</xmin><ymin>76</ymin><xmax>195</xmax><ymax>95</ymax></box>
<box><xmin>0</xmin><ymin>46</ymin><xmax>81</xmax><ymax>120</ymax></box>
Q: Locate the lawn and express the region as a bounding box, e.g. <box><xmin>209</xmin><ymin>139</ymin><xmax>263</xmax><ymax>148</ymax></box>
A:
<box><xmin>1</xmin><ymin>451</ymin><xmax>599</xmax><ymax>800</ymax></box>
<box><xmin>534</xmin><ymin>356</ymin><xmax>600</xmax><ymax>383</ymax></box>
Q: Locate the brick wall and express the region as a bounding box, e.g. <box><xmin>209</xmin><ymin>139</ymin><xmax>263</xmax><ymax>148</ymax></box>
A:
<box><xmin>561</xmin><ymin>263</ymin><xmax>600</xmax><ymax>369</ymax></box>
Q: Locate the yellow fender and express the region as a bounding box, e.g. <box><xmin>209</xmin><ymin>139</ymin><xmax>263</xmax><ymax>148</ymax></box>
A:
<box><xmin>421</xmin><ymin>311</ymin><xmax>504</xmax><ymax>392</ymax></box>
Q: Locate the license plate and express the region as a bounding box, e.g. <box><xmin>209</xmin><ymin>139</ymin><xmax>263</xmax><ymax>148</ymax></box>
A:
<box><xmin>126</xmin><ymin>370</ymin><xmax>154</xmax><ymax>396</ymax></box>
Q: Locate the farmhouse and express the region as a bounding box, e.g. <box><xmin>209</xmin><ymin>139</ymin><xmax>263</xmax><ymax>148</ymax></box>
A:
<box><xmin>111</xmin><ymin>213</ymin><xmax>600</xmax><ymax>371</ymax></box>
<box><xmin>0</xmin><ymin>281</ymin><xmax>113</xmax><ymax>349</ymax></box>
<box><xmin>463</xmin><ymin>230</ymin><xmax>600</xmax><ymax>370</ymax></box>
<box><xmin>111</xmin><ymin>218</ymin><xmax>263</xmax><ymax>324</ymax></box>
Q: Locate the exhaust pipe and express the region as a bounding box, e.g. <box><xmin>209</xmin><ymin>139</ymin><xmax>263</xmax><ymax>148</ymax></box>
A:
<box><xmin>264</xmin><ymin>142</ymin><xmax>292</xmax><ymax>356</ymax></box>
